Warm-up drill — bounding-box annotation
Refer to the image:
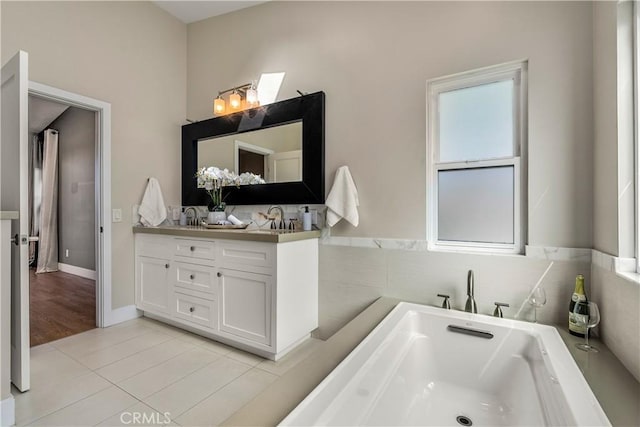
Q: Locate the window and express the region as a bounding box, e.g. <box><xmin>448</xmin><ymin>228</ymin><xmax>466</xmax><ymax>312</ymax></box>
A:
<box><xmin>427</xmin><ymin>61</ymin><xmax>527</xmax><ymax>254</ymax></box>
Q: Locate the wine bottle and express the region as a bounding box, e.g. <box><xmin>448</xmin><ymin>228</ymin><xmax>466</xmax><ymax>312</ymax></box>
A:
<box><xmin>569</xmin><ymin>274</ymin><xmax>588</xmax><ymax>337</ymax></box>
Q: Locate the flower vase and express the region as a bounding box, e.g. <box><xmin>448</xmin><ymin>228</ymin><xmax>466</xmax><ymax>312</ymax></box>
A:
<box><xmin>207</xmin><ymin>211</ymin><xmax>226</xmax><ymax>224</ymax></box>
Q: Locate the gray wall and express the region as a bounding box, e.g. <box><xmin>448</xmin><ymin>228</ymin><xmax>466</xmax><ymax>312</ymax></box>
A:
<box><xmin>51</xmin><ymin>107</ymin><xmax>96</xmax><ymax>271</ymax></box>
<box><xmin>591</xmin><ymin>1</ymin><xmax>639</xmax><ymax>382</ymax></box>
<box><xmin>188</xmin><ymin>1</ymin><xmax>594</xmax><ymax>248</ymax></box>
<box><xmin>187</xmin><ymin>1</ymin><xmax>595</xmax><ymax>337</ymax></box>
<box><xmin>2</xmin><ymin>1</ymin><xmax>187</xmax><ymax>308</ymax></box>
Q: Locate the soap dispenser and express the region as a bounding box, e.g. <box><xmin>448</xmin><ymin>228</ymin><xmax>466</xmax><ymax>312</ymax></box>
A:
<box><xmin>302</xmin><ymin>206</ymin><xmax>312</xmax><ymax>231</ymax></box>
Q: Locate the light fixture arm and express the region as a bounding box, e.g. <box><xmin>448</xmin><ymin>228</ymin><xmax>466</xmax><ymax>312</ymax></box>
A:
<box><xmin>218</xmin><ymin>83</ymin><xmax>253</xmax><ymax>97</ymax></box>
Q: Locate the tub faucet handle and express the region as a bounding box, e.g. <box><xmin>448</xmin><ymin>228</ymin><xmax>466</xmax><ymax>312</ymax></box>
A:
<box><xmin>493</xmin><ymin>302</ymin><xmax>509</xmax><ymax>318</ymax></box>
<box><xmin>437</xmin><ymin>294</ymin><xmax>451</xmax><ymax>310</ymax></box>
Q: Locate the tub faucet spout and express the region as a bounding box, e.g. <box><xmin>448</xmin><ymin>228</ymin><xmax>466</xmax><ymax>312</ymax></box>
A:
<box><xmin>465</xmin><ymin>270</ymin><xmax>478</xmax><ymax>314</ymax></box>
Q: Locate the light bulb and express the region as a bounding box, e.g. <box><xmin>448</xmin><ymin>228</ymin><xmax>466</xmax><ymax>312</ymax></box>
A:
<box><xmin>246</xmin><ymin>86</ymin><xmax>259</xmax><ymax>108</ymax></box>
<box><xmin>230</xmin><ymin>92</ymin><xmax>241</xmax><ymax>110</ymax></box>
<box><xmin>214</xmin><ymin>97</ymin><xmax>225</xmax><ymax>115</ymax></box>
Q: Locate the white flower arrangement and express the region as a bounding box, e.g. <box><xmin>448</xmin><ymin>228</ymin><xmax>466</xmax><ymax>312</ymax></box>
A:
<box><xmin>195</xmin><ymin>166</ymin><xmax>266</xmax><ymax>211</ymax></box>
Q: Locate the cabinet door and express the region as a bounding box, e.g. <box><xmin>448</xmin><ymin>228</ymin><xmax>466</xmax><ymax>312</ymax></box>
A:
<box><xmin>136</xmin><ymin>256</ymin><xmax>171</xmax><ymax>313</ymax></box>
<box><xmin>219</xmin><ymin>269</ymin><xmax>273</xmax><ymax>346</ymax></box>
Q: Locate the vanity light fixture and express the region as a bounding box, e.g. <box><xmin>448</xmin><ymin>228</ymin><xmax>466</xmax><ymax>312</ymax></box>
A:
<box><xmin>229</xmin><ymin>91</ymin><xmax>242</xmax><ymax>110</ymax></box>
<box><xmin>214</xmin><ymin>96</ymin><xmax>225</xmax><ymax>114</ymax></box>
<box><xmin>212</xmin><ymin>81</ymin><xmax>259</xmax><ymax>116</ymax></box>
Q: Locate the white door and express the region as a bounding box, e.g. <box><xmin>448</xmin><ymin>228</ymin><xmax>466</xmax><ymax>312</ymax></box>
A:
<box><xmin>1</xmin><ymin>51</ymin><xmax>30</xmax><ymax>391</ymax></box>
<box><xmin>267</xmin><ymin>150</ymin><xmax>302</xmax><ymax>183</ymax></box>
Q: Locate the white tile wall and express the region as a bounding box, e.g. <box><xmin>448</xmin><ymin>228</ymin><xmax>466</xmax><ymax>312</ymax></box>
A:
<box><xmin>317</xmin><ymin>244</ymin><xmax>591</xmax><ymax>339</ymax></box>
<box><xmin>591</xmin><ymin>264</ymin><xmax>640</xmax><ymax>382</ymax></box>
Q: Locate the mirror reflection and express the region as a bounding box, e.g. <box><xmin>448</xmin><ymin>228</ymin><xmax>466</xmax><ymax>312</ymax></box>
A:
<box><xmin>197</xmin><ymin>121</ymin><xmax>302</xmax><ymax>184</ymax></box>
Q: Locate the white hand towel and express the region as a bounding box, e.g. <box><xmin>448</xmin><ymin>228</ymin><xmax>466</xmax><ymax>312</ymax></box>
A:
<box><xmin>138</xmin><ymin>177</ymin><xmax>167</xmax><ymax>227</ymax></box>
<box><xmin>326</xmin><ymin>166</ymin><xmax>359</xmax><ymax>227</ymax></box>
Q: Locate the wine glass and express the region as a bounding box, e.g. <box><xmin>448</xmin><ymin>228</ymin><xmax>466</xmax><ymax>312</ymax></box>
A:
<box><xmin>574</xmin><ymin>301</ymin><xmax>600</xmax><ymax>352</ymax></box>
<box><xmin>528</xmin><ymin>287</ymin><xmax>547</xmax><ymax>323</ymax></box>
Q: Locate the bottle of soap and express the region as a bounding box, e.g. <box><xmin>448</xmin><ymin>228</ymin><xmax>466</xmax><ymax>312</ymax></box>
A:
<box><xmin>302</xmin><ymin>206</ymin><xmax>312</xmax><ymax>231</ymax></box>
<box><xmin>568</xmin><ymin>274</ymin><xmax>588</xmax><ymax>337</ymax></box>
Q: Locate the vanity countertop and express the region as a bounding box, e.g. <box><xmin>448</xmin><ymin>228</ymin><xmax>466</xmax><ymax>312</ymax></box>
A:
<box><xmin>132</xmin><ymin>224</ymin><xmax>321</xmax><ymax>243</ymax></box>
<box><xmin>223</xmin><ymin>298</ymin><xmax>640</xmax><ymax>427</ymax></box>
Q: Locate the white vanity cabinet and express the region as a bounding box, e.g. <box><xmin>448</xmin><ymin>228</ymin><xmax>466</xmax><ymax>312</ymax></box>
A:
<box><xmin>134</xmin><ymin>230</ymin><xmax>318</xmax><ymax>360</ymax></box>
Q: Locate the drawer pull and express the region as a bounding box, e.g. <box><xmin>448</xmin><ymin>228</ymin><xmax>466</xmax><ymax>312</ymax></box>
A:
<box><xmin>190</xmin><ymin>246</ymin><xmax>196</xmax><ymax>252</ymax></box>
<box><xmin>189</xmin><ymin>274</ymin><xmax>195</xmax><ymax>280</ymax></box>
<box><xmin>189</xmin><ymin>307</ymin><xmax>195</xmax><ymax>313</ymax></box>
<box><xmin>164</xmin><ymin>263</ymin><xmax>170</xmax><ymax>269</ymax></box>
<box><xmin>217</xmin><ymin>272</ymin><xmax>222</xmax><ymax>277</ymax></box>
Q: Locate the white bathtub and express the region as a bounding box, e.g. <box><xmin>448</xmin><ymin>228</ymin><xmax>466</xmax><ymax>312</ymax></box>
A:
<box><xmin>281</xmin><ymin>302</ymin><xmax>610</xmax><ymax>426</ymax></box>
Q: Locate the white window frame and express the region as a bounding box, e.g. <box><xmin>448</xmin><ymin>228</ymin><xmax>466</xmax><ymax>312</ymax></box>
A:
<box><xmin>426</xmin><ymin>60</ymin><xmax>528</xmax><ymax>254</ymax></box>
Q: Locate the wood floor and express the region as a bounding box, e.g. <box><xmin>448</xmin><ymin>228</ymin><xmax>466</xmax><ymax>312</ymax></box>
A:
<box><xmin>30</xmin><ymin>269</ymin><xmax>96</xmax><ymax>347</ymax></box>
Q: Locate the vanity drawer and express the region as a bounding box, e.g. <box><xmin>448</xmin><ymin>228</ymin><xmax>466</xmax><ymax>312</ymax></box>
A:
<box><xmin>174</xmin><ymin>262</ymin><xmax>217</xmax><ymax>296</ymax></box>
<box><xmin>218</xmin><ymin>241</ymin><xmax>274</xmax><ymax>273</ymax></box>
<box><xmin>173</xmin><ymin>292</ymin><xmax>217</xmax><ymax>329</ymax></box>
<box><xmin>174</xmin><ymin>238</ymin><xmax>216</xmax><ymax>260</ymax></box>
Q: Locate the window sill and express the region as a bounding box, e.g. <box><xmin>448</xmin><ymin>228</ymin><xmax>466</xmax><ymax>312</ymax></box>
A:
<box><xmin>615</xmin><ymin>271</ymin><xmax>640</xmax><ymax>286</ymax></box>
<box><xmin>591</xmin><ymin>249</ymin><xmax>640</xmax><ymax>286</ymax></box>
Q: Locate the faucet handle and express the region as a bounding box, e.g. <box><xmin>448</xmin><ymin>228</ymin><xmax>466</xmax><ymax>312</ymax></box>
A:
<box><xmin>437</xmin><ymin>294</ymin><xmax>451</xmax><ymax>310</ymax></box>
<box><xmin>493</xmin><ymin>302</ymin><xmax>509</xmax><ymax>318</ymax></box>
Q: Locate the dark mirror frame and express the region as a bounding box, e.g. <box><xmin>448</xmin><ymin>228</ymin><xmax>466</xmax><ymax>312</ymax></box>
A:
<box><xmin>182</xmin><ymin>91</ymin><xmax>325</xmax><ymax>206</ymax></box>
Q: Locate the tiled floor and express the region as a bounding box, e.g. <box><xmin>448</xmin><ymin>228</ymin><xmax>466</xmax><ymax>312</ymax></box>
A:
<box><xmin>14</xmin><ymin>317</ymin><xmax>323</xmax><ymax>426</ymax></box>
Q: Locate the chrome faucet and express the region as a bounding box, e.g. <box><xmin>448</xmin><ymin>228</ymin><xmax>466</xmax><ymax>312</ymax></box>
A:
<box><xmin>464</xmin><ymin>270</ymin><xmax>478</xmax><ymax>314</ymax></box>
<box><xmin>267</xmin><ymin>205</ymin><xmax>285</xmax><ymax>229</ymax></box>
<box><xmin>184</xmin><ymin>206</ymin><xmax>199</xmax><ymax>226</ymax></box>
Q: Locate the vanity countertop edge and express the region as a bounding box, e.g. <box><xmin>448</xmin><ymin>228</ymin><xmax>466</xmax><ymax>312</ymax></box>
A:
<box><xmin>132</xmin><ymin>225</ymin><xmax>321</xmax><ymax>243</ymax></box>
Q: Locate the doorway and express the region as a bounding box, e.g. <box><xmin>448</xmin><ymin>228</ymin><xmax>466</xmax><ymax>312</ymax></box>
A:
<box><xmin>27</xmin><ymin>97</ymin><xmax>98</xmax><ymax>346</ymax></box>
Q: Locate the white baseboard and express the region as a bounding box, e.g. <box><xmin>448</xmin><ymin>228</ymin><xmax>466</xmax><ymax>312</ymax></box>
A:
<box><xmin>0</xmin><ymin>395</ymin><xmax>15</xmax><ymax>427</ymax></box>
<box><xmin>58</xmin><ymin>262</ymin><xmax>97</xmax><ymax>280</ymax></box>
<box><xmin>104</xmin><ymin>304</ymin><xmax>141</xmax><ymax>327</ymax></box>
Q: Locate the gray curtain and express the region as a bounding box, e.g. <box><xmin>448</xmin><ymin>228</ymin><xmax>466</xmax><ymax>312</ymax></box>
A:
<box><xmin>29</xmin><ymin>134</ymin><xmax>43</xmax><ymax>265</ymax></box>
<box><xmin>36</xmin><ymin>129</ymin><xmax>59</xmax><ymax>273</ymax></box>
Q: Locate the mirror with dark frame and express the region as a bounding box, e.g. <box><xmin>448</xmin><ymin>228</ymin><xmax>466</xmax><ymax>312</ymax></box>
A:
<box><xmin>182</xmin><ymin>91</ymin><xmax>325</xmax><ymax>206</ymax></box>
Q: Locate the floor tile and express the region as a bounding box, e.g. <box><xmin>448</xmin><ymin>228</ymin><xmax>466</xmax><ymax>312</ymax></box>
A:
<box><xmin>96</xmin><ymin>338</ymin><xmax>195</xmax><ymax>383</ymax></box>
<box><xmin>226</xmin><ymin>349</ymin><xmax>264</xmax><ymax>367</ymax></box>
<box><xmin>175</xmin><ymin>332</ymin><xmax>234</xmax><ymax>355</ymax></box>
<box><xmin>257</xmin><ymin>338</ymin><xmax>323</xmax><ymax>376</ymax></box>
<box><xmin>176</xmin><ymin>368</ymin><xmax>278</xmax><ymax>427</ymax></box>
<box><xmin>118</xmin><ymin>347</ymin><xmax>220</xmax><ymax>399</ymax></box>
<box><xmin>136</xmin><ymin>317</ymin><xmax>189</xmax><ymax>338</ymax></box>
<box><xmin>52</xmin><ymin>322</ymin><xmax>155</xmax><ymax>358</ymax></box>
<box><xmin>30</xmin><ymin>343</ymin><xmax>56</xmax><ymax>356</ymax></box>
<box><xmin>76</xmin><ymin>330</ymin><xmax>174</xmax><ymax>370</ymax></box>
<box><xmin>14</xmin><ymin>372</ymin><xmax>111</xmax><ymax>425</ymax></box>
<box><xmin>143</xmin><ymin>356</ymin><xmax>252</xmax><ymax>418</ymax></box>
<box><xmin>97</xmin><ymin>401</ymin><xmax>178</xmax><ymax>426</ymax></box>
<box><xmin>26</xmin><ymin>386</ymin><xmax>136</xmax><ymax>426</ymax></box>
<box><xmin>30</xmin><ymin>348</ymin><xmax>91</xmax><ymax>389</ymax></box>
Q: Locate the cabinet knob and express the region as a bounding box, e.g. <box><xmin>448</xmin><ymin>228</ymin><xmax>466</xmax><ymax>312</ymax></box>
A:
<box><xmin>190</xmin><ymin>246</ymin><xmax>195</xmax><ymax>252</ymax></box>
<box><xmin>189</xmin><ymin>307</ymin><xmax>195</xmax><ymax>313</ymax></box>
<box><xmin>217</xmin><ymin>272</ymin><xmax>222</xmax><ymax>277</ymax></box>
<box><xmin>164</xmin><ymin>263</ymin><xmax>170</xmax><ymax>269</ymax></box>
<box><xmin>189</xmin><ymin>274</ymin><xmax>195</xmax><ymax>280</ymax></box>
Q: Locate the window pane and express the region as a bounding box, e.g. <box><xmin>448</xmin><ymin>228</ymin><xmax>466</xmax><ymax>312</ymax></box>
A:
<box><xmin>439</xmin><ymin>80</ymin><xmax>514</xmax><ymax>162</ymax></box>
<box><xmin>438</xmin><ymin>166</ymin><xmax>514</xmax><ymax>244</ymax></box>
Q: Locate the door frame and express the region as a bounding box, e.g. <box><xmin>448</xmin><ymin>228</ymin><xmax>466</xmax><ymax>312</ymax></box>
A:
<box><xmin>28</xmin><ymin>81</ymin><xmax>112</xmax><ymax>327</ymax></box>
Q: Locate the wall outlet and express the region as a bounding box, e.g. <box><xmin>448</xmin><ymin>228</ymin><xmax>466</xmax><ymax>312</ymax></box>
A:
<box><xmin>171</xmin><ymin>206</ymin><xmax>181</xmax><ymax>221</ymax></box>
<box><xmin>65</xmin><ymin>249</ymin><xmax>69</xmax><ymax>258</ymax></box>
<box><xmin>112</xmin><ymin>208</ymin><xmax>122</xmax><ymax>223</ymax></box>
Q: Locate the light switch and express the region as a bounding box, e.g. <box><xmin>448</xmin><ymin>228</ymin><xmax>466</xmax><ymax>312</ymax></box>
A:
<box><xmin>112</xmin><ymin>208</ymin><xmax>122</xmax><ymax>223</ymax></box>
